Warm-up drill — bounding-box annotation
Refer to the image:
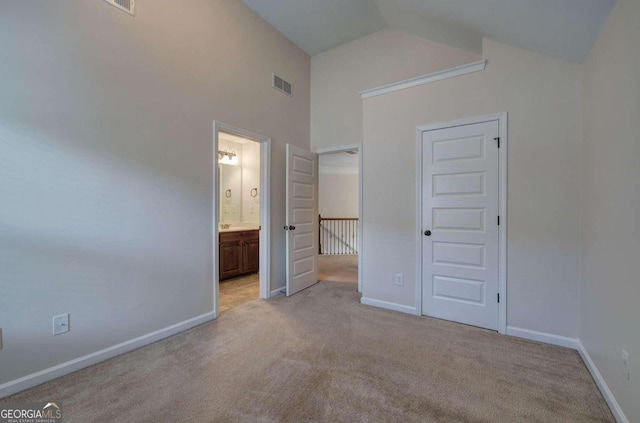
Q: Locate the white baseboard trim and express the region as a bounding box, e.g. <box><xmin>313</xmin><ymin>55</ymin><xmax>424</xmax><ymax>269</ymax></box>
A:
<box><xmin>360</xmin><ymin>297</ymin><xmax>417</xmax><ymax>315</ymax></box>
<box><xmin>577</xmin><ymin>341</ymin><xmax>629</xmax><ymax>423</ymax></box>
<box><xmin>506</xmin><ymin>326</ymin><xmax>579</xmax><ymax>349</ymax></box>
<box><xmin>0</xmin><ymin>311</ymin><xmax>217</xmax><ymax>399</ymax></box>
<box><xmin>270</xmin><ymin>287</ymin><xmax>286</xmax><ymax>298</ymax></box>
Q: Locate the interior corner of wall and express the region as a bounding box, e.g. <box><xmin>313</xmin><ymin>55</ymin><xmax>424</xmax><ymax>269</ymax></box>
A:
<box><xmin>480</xmin><ymin>38</ymin><xmax>494</xmax><ymax>58</ymax></box>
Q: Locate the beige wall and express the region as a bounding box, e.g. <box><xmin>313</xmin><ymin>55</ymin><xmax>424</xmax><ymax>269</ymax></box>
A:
<box><xmin>362</xmin><ymin>39</ymin><xmax>583</xmax><ymax>337</ymax></box>
<box><xmin>319</xmin><ymin>173</ymin><xmax>359</xmax><ymax>218</ymax></box>
<box><xmin>0</xmin><ymin>0</ymin><xmax>309</xmax><ymax>385</ymax></box>
<box><xmin>311</xmin><ymin>29</ymin><xmax>480</xmax><ymax>151</ymax></box>
<box><xmin>581</xmin><ymin>0</ymin><xmax>640</xmax><ymax>420</ymax></box>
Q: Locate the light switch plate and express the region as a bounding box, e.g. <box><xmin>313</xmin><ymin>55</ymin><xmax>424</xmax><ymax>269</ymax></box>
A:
<box><xmin>53</xmin><ymin>314</ymin><xmax>70</xmax><ymax>336</ymax></box>
<box><xmin>622</xmin><ymin>350</ymin><xmax>630</xmax><ymax>380</ymax></box>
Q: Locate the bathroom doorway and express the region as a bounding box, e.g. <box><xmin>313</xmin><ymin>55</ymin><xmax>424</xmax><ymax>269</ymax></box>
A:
<box><xmin>213</xmin><ymin>122</ymin><xmax>270</xmax><ymax>316</ymax></box>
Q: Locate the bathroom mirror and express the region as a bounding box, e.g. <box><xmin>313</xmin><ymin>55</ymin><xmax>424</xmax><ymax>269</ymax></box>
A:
<box><xmin>218</xmin><ymin>136</ymin><xmax>261</xmax><ymax>228</ymax></box>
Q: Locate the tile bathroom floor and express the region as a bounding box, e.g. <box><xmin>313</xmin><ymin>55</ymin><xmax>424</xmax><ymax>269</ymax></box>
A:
<box><xmin>219</xmin><ymin>273</ymin><xmax>259</xmax><ymax>313</ymax></box>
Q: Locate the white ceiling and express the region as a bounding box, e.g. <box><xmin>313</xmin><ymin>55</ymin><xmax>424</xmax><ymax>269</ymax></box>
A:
<box><xmin>242</xmin><ymin>0</ymin><xmax>616</xmax><ymax>63</ymax></box>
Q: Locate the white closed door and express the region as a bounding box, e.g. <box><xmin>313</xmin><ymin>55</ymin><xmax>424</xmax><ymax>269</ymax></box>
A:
<box><xmin>286</xmin><ymin>144</ymin><xmax>319</xmax><ymax>296</ymax></box>
<box><xmin>422</xmin><ymin>120</ymin><xmax>500</xmax><ymax>330</ymax></box>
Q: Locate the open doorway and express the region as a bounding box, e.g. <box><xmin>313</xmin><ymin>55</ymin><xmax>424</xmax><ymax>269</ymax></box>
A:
<box><xmin>316</xmin><ymin>145</ymin><xmax>362</xmax><ymax>292</ymax></box>
<box><xmin>213</xmin><ymin>122</ymin><xmax>270</xmax><ymax>316</ymax></box>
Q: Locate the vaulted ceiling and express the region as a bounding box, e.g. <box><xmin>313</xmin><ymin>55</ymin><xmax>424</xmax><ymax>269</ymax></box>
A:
<box><xmin>242</xmin><ymin>0</ymin><xmax>616</xmax><ymax>63</ymax></box>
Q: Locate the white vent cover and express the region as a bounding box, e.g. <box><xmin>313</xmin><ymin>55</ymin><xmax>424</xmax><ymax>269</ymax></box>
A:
<box><xmin>104</xmin><ymin>0</ymin><xmax>135</xmax><ymax>16</ymax></box>
<box><xmin>273</xmin><ymin>74</ymin><xmax>292</xmax><ymax>97</ymax></box>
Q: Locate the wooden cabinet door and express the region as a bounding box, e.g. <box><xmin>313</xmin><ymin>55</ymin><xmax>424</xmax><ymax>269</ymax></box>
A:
<box><xmin>242</xmin><ymin>238</ymin><xmax>260</xmax><ymax>273</ymax></box>
<box><xmin>220</xmin><ymin>241</ymin><xmax>242</xmax><ymax>280</ymax></box>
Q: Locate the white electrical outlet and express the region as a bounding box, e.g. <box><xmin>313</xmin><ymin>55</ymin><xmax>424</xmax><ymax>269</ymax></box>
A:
<box><xmin>622</xmin><ymin>350</ymin><xmax>630</xmax><ymax>380</ymax></box>
<box><xmin>53</xmin><ymin>314</ymin><xmax>70</xmax><ymax>336</ymax></box>
<box><xmin>395</xmin><ymin>273</ymin><xmax>404</xmax><ymax>286</ymax></box>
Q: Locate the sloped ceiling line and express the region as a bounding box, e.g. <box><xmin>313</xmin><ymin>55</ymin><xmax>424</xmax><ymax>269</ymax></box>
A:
<box><xmin>242</xmin><ymin>0</ymin><xmax>616</xmax><ymax>63</ymax></box>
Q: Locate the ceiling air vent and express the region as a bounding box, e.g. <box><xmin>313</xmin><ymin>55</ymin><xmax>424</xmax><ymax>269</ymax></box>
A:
<box><xmin>273</xmin><ymin>74</ymin><xmax>292</xmax><ymax>97</ymax></box>
<box><xmin>104</xmin><ymin>0</ymin><xmax>135</xmax><ymax>16</ymax></box>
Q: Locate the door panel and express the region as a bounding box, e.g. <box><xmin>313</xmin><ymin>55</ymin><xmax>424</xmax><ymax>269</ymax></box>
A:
<box><xmin>432</xmin><ymin>242</ymin><xmax>485</xmax><ymax>268</ymax></box>
<box><xmin>433</xmin><ymin>208</ymin><xmax>485</xmax><ymax>231</ymax></box>
<box><xmin>286</xmin><ymin>144</ymin><xmax>319</xmax><ymax>296</ymax></box>
<box><xmin>433</xmin><ymin>172</ymin><xmax>485</xmax><ymax>196</ymax></box>
<box><xmin>422</xmin><ymin>120</ymin><xmax>500</xmax><ymax>330</ymax></box>
<box><xmin>433</xmin><ymin>275</ymin><xmax>484</xmax><ymax>304</ymax></box>
<box><xmin>433</xmin><ymin>136</ymin><xmax>485</xmax><ymax>163</ymax></box>
<box><xmin>293</xmin><ymin>233</ymin><xmax>313</xmax><ymax>250</ymax></box>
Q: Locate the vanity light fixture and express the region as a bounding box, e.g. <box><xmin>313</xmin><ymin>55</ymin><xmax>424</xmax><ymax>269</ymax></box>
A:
<box><xmin>218</xmin><ymin>150</ymin><xmax>238</xmax><ymax>165</ymax></box>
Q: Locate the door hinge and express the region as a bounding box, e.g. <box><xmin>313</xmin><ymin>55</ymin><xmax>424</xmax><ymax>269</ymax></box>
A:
<box><xmin>497</xmin><ymin>216</ymin><xmax>500</xmax><ymax>226</ymax></box>
<box><xmin>497</xmin><ymin>293</ymin><xmax>500</xmax><ymax>303</ymax></box>
<box><xmin>494</xmin><ymin>137</ymin><xmax>500</xmax><ymax>148</ymax></box>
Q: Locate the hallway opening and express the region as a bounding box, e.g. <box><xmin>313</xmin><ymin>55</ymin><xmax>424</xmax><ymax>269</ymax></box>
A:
<box><xmin>317</xmin><ymin>146</ymin><xmax>361</xmax><ymax>290</ymax></box>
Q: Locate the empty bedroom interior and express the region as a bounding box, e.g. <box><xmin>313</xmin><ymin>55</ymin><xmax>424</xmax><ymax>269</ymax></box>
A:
<box><xmin>0</xmin><ymin>0</ymin><xmax>638</xmax><ymax>422</ymax></box>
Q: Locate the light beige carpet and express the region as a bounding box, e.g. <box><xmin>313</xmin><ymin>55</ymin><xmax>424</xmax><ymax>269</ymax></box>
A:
<box><xmin>5</xmin><ymin>257</ymin><xmax>612</xmax><ymax>422</ymax></box>
<box><xmin>319</xmin><ymin>254</ymin><xmax>358</xmax><ymax>284</ymax></box>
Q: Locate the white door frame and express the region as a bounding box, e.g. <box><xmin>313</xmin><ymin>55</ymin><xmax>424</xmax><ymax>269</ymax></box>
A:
<box><xmin>213</xmin><ymin>121</ymin><xmax>271</xmax><ymax>317</ymax></box>
<box><xmin>315</xmin><ymin>144</ymin><xmax>363</xmax><ymax>293</ymax></box>
<box><xmin>416</xmin><ymin>113</ymin><xmax>507</xmax><ymax>334</ymax></box>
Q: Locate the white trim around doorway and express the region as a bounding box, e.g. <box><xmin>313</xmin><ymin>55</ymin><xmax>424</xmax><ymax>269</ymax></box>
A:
<box><xmin>213</xmin><ymin>121</ymin><xmax>271</xmax><ymax>318</ymax></box>
<box><xmin>315</xmin><ymin>143</ymin><xmax>363</xmax><ymax>293</ymax></box>
<box><xmin>415</xmin><ymin>113</ymin><xmax>508</xmax><ymax>334</ymax></box>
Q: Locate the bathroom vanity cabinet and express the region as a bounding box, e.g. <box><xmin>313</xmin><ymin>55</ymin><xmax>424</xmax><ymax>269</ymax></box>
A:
<box><xmin>219</xmin><ymin>230</ymin><xmax>259</xmax><ymax>281</ymax></box>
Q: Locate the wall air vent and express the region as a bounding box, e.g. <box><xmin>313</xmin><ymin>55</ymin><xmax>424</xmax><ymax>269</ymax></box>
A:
<box><xmin>104</xmin><ymin>0</ymin><xmax>135</xmax><ymax>16</ymax></box>
<box><xmin>273</xmin><ymin>74</ymin><xmax>292</xmax><ymax>97</ymax></box>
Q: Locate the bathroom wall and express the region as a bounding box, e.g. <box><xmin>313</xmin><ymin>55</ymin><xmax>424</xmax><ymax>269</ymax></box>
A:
<box><xmin>219</xmin><ymin>139</ymin><xmax>243</xmax><ymax>222</ymax></box>
<box><xmin>241</xmin><ymin>142</ymin><xmax>261</xmax><ymax>224</ymax></box>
